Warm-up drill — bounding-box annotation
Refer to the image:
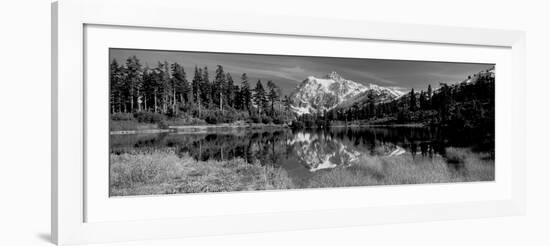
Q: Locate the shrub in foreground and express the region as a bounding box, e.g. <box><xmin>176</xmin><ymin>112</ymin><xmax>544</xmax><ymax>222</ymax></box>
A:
<box><xmin>134</xmin><ymin>111</ymin><xmax>166</xmax><ymax>124</ymax></box>
<box><xmin>110</xmin><ymin>150</ymin><xmax>294</xmax><ymax>196</ymax></box>
<box><xmin>308</xmin><ymin>148</ymin><xmax>494</xmax><ymax>188</ymax></box>
<box><xmin>111</xmin><ymin>113</ymin><xmax>134</xmax><ymax>121</ymax></box>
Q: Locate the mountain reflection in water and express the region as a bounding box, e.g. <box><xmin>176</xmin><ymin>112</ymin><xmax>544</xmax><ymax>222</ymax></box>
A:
<box><xmin>111</xmin><ymin>126</ymin><xmax>493</xmax><ymax>187</ymax></box>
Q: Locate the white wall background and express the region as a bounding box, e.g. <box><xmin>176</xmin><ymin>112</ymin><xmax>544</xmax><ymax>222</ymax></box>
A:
<box><xmin>0</xmin><ymin>0</ymin><xmax>548</xmax><ymax>245</ymax></box>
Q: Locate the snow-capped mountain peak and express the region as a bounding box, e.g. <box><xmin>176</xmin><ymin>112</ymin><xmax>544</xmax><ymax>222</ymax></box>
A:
<box><xmin>326</xmin><ymin>71</ymin><xmax>344</xmax><ymax>81</ymax></box>
<box><xmin>289</xmin><ymin>72</ymin><xmax>404</xmax><ymax>115</ymax></box>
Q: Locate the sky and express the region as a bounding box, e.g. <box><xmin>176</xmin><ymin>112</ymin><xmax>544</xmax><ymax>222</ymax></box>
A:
<box><xmin>110</xmin><ymin>48</ymin><xmax>494</xmax><ymax>95</ymax></box>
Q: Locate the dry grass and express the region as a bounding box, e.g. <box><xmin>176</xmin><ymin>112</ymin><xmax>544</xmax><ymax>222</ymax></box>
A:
<box><xmin>110</xmin><ymin>149</ymin><xmax>294</xmax><ymax>196</ymax></box>
<box><xmin>110</xmin><ymin>147</ymin><xmax>494</xmax><ymax>196</ymax></box>
<box><xmin>445</xmin><ymin>147</ymin><xmax>495</xmax><ymax>182</ymax></box>
<box><xmin>110</xmin><ymin>120</ymin><xmax>158</xmax><ymax>131</ymax></box>
<box><xmin>308</xmin><ymin>147</ymin><xmax>494</xmax><ymax>188</ymax></box>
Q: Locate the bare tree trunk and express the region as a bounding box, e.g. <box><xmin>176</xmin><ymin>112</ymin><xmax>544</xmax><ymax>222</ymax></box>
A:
<box><xmin>219</xmin><ymin>92</ymin><xmax>223</xmax><ymax>112</ymax></box>
<box><xmin>144</xmin><ymin>95</ymin><xmax>147</xmax><ymax>112</ymax></box>
<box><xmin>111</xmin><ymin>97</ymin><xmax>114</xmax><ymax>114</ymax></box>
<box><xmin>154</xmin><ymin>90</ymin><xmax>158</xmax><ymax>113</ymax></box>
<box><xmin>117</xmin><ymin>92</ymin><xmax>122</xmax><ymax>113</ymax></box>
<box><xmin>137</xmin><ymin>88</ymin><xmax>141</xmax><ymax>112</ymax></box>
<box><xmin>173</xmin><ymin>90</ymin><xmax>177</xmax><ymax>115</ymax></box>
<box><xmin>163</xmin><ymin>93</ymin><xmax>167</xmax><ymax>114</ymax></box>
<box><xmin>201</xmin><ymin>96</ymin><xmax>205</xmax><ymax>118</ymax></box>
<box><xmin>130</xmin><ymin>93</ymin><xmax>134</xmax><ymax>113</ymax></box>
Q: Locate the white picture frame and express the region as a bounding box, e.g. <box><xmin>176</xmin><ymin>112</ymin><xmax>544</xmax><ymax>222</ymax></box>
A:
<box><xmin>52</xmin><ymin>0</ymin><xmax>526</xmax><ymax>245</ymax></box>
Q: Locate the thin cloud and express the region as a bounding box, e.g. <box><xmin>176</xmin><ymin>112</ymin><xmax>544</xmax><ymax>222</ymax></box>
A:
<box><xmin>343</xmin><ymin>69</ymin><xmax>401</xmax><ymax>86</ymax></box>
<box><xmin>218</xmin><ymin>64</ymin><xmax>306</xmax><ymax>83</ymax></box>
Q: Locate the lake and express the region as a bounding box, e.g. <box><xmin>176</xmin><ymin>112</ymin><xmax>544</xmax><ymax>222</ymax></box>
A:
<box><xmin>110</xmin><ymin>126</ymin><xmax>495</xmax><ymax>192</ymax></box>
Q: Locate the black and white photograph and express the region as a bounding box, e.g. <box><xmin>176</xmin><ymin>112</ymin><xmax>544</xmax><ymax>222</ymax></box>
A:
<box><xmin>109</xmin><ymin>48</ymin><xmax>495</xmax><ymax>196</ymax></box>
<box><xmin>8</xmin><ymin>0</ymin><xmax>550</xmax><ymax>245</ymax></box>
<box><xmin>56</xmin><ymin>9</ymin><xmax>524</xmax><ymax>242</ymax></box>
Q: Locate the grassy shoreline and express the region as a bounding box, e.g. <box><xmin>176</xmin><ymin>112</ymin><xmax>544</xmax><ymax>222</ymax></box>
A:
<box><xmin>110</xmin><ymin>121</ymin><xmax>290</xmax><ymax>135</ymax></box>
<box><xmin>110</xmin><ymin>147</ymin><xmax>494</xmax><ymax>196</ymax></box>
<box><xmin>110</xmin><ymin>120</ymin><xmax>428</xmax><ymax>135</ymax></box>
<box><xmin>110</xmin><ymin>150</ymin><xmax>294</xmax><ymax>196</ymax></box>
<box><xmin>330</xmin><ymin>123</ymin><xmax>426</xmax><ymax>128</ymax></box>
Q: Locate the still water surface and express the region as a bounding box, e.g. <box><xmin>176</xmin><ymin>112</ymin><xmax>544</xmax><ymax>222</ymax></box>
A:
<box><xmin>111</xmin><ymin>126</ymin><xmax>494</xmax><ymax>187</ymax></box>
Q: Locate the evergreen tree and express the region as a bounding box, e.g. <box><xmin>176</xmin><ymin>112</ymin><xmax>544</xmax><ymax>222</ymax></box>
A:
<box><xmin>191</xmin><ymin>66</ymin><xmax>201</xmax><ymax>103</ymax></box>
<box><xmin>124</xmin><ymin>56</ymin><xmax>143</xmax><ymax>113</ymax></box>
<box><xmin>109</xmin><ymin>59</ymin><xmax>125</xmax><ymax>113</ymax></box>
<box><xmin>148</xmin><ymin>63</ymin><xmax>164</xmax><ymax>113</ymax></box>
<box><xmin>240</xmin><ymin>73</ymin><xmax>252</xmax><ymax>112</ymax></box>
<box><xmin>201</xmin><ymin>66</ymin><xmax>211</xmax><ymax>107</ymax></box>
<box><xmin>438</xmin><ymin>83</ymin><xmax>450</xmax><ymax>121</ymax></box>
<box><xmin>192</xmin><ymin>66</ymin><xmax>202</xmax><ymax>116</ymax></box>
<box><xmin>266</xmin><ymin>80</ymin><xmax>280</xmax><ymax>115</ymax></box>
<box><xmin>185</xmin><ymin>68</ymin><xmax>194</xmax><ymax>107</ymax></box>
<box><xmin>170</xmin><ymin>62</ymin><xmax>188</xmax><ymax>114</ymax></box>
<box><xmin>409</xmin><ymin>88</ymin><xmax>417</xmax><ymax>111</ymax></box>
<box><xmin>427</xmin><ymin>84</ymin><xmax>432</xmax><ymax>109</ymax></box>
<box><xmin>419</xmin><ymin>90</ymin><xmax>426</xmax><ymax>110</ymax></box>
<box><xmin>141</xmin><ymin>66</ymin><xmax>152</xmax><ymax>112</ymax></box>
<box><xmin>225</xmin><ymin>73</ymin><xmax>235</xmax><ymax>108</ymax></box>
<box><xmin>213</xmin><ymin>65</ymin><xmax>226</xmax><ymax>111</ymax></box>
<box><xmin>283</xmin><ymin>95</ymin><xmax>291</xmax><ymax>111</ymax></box>
<box><xmin>160</xmin><ymin>61</ymin><xmax>171</xmax><ymax>114</ymax></box>
<box><xmin>233</xmin><ymin>86</ymin><xmax>242</xmax><ymax>110</ymax></box>
<box><xmin>253</xmin><ymin>80</ymin><xmax>268</xmax><ymax>114</ymax></box>
<box><xmin>367</xmin><ymin>91</ymin><xmax>376</xmax><ymax>118</ymax></box>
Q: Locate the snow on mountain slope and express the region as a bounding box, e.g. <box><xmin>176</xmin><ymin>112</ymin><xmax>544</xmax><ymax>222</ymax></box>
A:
<box><xmin>336</xmin><ymin>83</ymin><xmax>405</xmax><ymax>110</ymax></box>
<box><xmin>289</xmin><ymin>72</ymin><xmax>403</xmax><ymax>115</ymax></box>
<box><xmin>288</xmin><ymin>132</ymin><xmax>361</xmax><ymax>172</ymax></box>
<box><xmin>461</xmin><ymin>65</ymin><xmax>496</xmax><ymax>84</ymax></box>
